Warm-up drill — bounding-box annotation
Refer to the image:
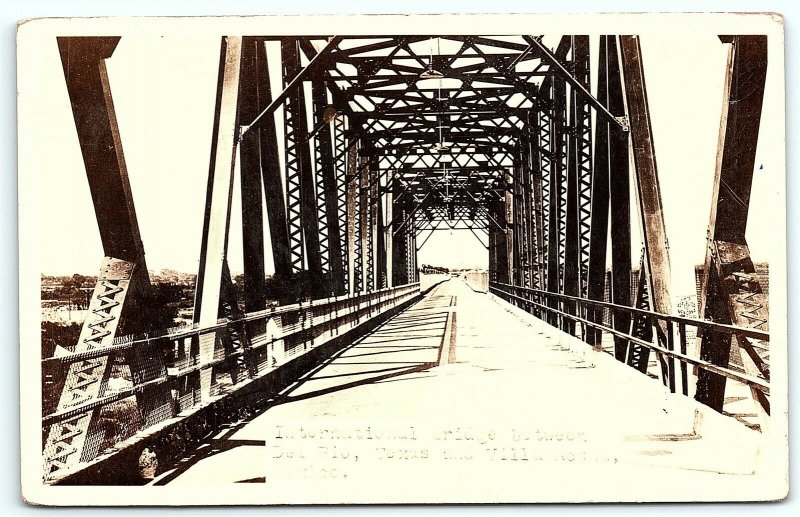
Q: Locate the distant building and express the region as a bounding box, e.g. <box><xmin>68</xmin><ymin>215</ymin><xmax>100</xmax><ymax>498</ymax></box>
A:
<box><xmin>694</xmin><ymin>262</ymin><xmax>769</xmax><ymax>306</ymax></box>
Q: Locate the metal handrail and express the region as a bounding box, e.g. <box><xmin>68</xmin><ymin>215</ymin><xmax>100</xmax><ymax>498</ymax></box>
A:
<box><xmin>489</xmin><ymin>281</ymin><xmax>769</xmax><ymax>396</ymax></box>
<box><xmin>42</xmin><ymin>282</ymin><xmax>420</xmax><ymax>366</ymax></box>
<box><xmin>42</xmin><ymin>282</ymin><xmax>421</xmax><ymax>427</ymax></box>
<box><xmin>491</xmin><ymin>281</ymin><xmax>769</xmax><ymax>341</ymax></box>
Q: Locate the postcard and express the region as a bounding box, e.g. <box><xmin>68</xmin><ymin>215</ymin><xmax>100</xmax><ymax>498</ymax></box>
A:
<box><xmin>17</xmin><ymin>12</ymin><xmax>787</xmax><ymax>505</ymax></box>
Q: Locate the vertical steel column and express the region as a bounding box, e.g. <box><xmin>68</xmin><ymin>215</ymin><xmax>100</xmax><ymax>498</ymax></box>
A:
<box><xmin>312</xmin><ymin>80</ymin><xmax>346</xmax><ymax>295</ymax></box>
<box><xmin>513</xmin><ymin>147</ymin><xmax>534</xmax><ymax>290</ymax></box>
<box><xmin>282</xmin><ymin>38</ymin><xmax>324</xmax><ymax>296</ymax></box>
<box><xmin>586</xmin><ymin>36</ymin><xmax>627</xmax><ymax>347</ymax></box>
<box><xmin>695</xmin><ymin>36</ymin><xmax>770</xmax><ymax>416</ymax></box>
<box><xmin>411</xmin><ymin>227</ymin><xmax>419</xmax><ymax>282</ymax></box>
<box><xmin>490</xmin><ymin>199</ymin><xmax>510</xmax><ymax>284</ymax></box>
<box><xmin>251</xmin><ymin>40</ymin><xmax>292</xmax><ymax>287</ymax></box>
<box><xmin>620</xmin><ymin>36</ymin><xmax>673</xmax><ymax>376</ymax></box>
<box><xmin>391</xmin><ymin>181</ymin><xmax>408</xmax><ymax>286</ymax></box>
<box><xmin>564</xmin><ymin>39</ymin><xmax>582</xmax><ymax>336</ymax></box>
<box><xmin>376</xmin><ymin>193</ymin><xmax>387</xmax><ymax>289</ymax></box>
<box><xmin>311</xmin><ymin>83</ymin><xmax>331</xmax><ymax>276</ymax></box>
<box><xmin>538</xmin><ymin>88</ymin><xmax>553</xmax><ymax>293</ymax></box>
<box><xmin>547</xmin><ymin>75</ymin><xmax>566</xmax><ymax>326</ymax></box>
<box><xmin>385</xmin><ymin>188</ymin><xmax>394</xmax><ymax>287</ymax></box>
<box><xmin>193</xmin><ymin>37</ymin><xmax>243</xmax><ymax>401</ymax></box>
<box><xmin>369</xmin><ymin>153</ymin><xmax>380</xmax><ymax>290</ymax></box>
<box><xmin>520</xmin><ymin>141</ymin><xmax>535</xmax><ymax>289</ymax></box>
<box><xmin>488</xmin><ymin>218</ymin><xmax>498</xmax><ymax>284</ymax></box>
<box><xmin>528</xmin><ymin>107</ymin><xmax>545</xmax><ymax>292</ymax></box>
<box><xmin>238</xmin><ymin>37</ymin><xmax>267</xmax><ymax>314</ymax></box>
<box><xmin>234</xmin><ymin>37</ymin><xmax>270</xmax><ymax>382</ymax></box>
<box><xmin>407</xmin><ymin>226</ymin><xmax>415</xmax><ymax>283</ymax></box>
<box><xmin>511</xmin><ymin>160</ymin><xmax>522</xmax><ymax>287</ymax></box>
<box><xmin>281</xmin><ymin>39</ymin><xmax>305</xmax><ymax>275</ymax></box>
<box><xmin>359</xmin><ymin>150</ymin><xmax>370</xmax><ymax>292</ymax></box>
<box><xmin>556</xmin><ymin>77</ymin><xmax>569</xmax><ymax>302</ymax></box>
<box><xmin>335</xmin><ymin>117</ymin><xmax>350</xmax><ymax>291</ymax></box>
<box><xmin>505</xmin><ymin>170</ymin><xmax>515</xmax><ymax>286</ymax></box>
<box><xmin>346</xmin><ymin>144</ymin><xmax>360</xmax><ymax>294</ymax></box>
<box><xmin>607</xmin><ymin>38</ymin><xmax>633</xmax><ymax>360</ymax></box>
<box><xmin>573</xmin><ymin>36</ymin><xmax>594</xmax><ymax>301</ymax></box>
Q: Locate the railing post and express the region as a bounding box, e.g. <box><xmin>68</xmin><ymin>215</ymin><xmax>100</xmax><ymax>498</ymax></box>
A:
<box><xmin>679</xmin><ymin>322</ymin><xmax>689</xmax><ymax>396</ymax></box>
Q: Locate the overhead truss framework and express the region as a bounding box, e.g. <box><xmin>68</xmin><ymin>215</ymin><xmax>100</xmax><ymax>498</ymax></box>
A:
<box><xmin>46</xmin><ymin>32</ymin><xmax>773</xmax><ymax>480</ymax></box>
<box><xmin>224</xmin><ymin>34</ymin><xmax>624</xmax><ymax>299</ymax></box>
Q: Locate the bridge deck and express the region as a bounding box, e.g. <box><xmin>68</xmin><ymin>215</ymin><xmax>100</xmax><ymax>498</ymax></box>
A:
<box><xmin>150</xmin><ymin>278</ymin><xmax>773</xmax><ymax>502</ymax></box>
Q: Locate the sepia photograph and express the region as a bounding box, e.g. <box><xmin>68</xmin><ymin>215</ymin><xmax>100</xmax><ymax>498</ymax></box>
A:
<box><xmin>17</xmin><ymin>12</ymin><xmax>788</xmax><ymax>505</ymax></box>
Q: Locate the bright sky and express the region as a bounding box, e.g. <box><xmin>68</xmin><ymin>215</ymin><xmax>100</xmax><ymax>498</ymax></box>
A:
<box><xmin>28</xmin><ymin>29</ymin><xmax>784</xmax><ymax>301</ymax></box>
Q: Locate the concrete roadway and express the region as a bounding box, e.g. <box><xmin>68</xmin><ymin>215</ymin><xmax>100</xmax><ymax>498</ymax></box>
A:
<box><xmin>150</xmin><ymin>278</ymin><xmax>781</xmax><ymax>503</ymax></box>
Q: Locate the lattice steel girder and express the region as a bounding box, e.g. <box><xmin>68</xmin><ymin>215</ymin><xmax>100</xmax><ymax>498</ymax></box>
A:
<box><xmin>488</xmin><ymin>199</ymin><xmax>510</xmax><ymax>284</ymax></box>
<box><xmin>375</xmin><ymin>141</ymin><xmax>512</xmax><ymax>156</ymax></box>
<box><xmin>546</xmin><ymin>74</ymin><xmax>567</xmax><ymax>326</ymax></box>
<box><xmin>369</xmin><ymin>153</ymin><xmax>381</xmax><ymax>290</ymax></box>
<box><xmin>695</xmin><ymin>36</ymin><xmax>770</xmax><ymax>416</ymax></box>
<box><xmin>627</xmin><ymin>255</ymin><xmax>657</xmax><ymax>374</ymax></box>
<box><xmin>43</xmin><ymin>258</ymin><xmax>137</xmax><ymax>481</ymax></box>
<box><xmin>346</xmin><ymin>144</ymin><xmax>360</xmax><ymax>294</ymax></box>
<box><xmin>571</xmin><ymin>36</ymin><xmax>594</xmax><ymax>300</ymax></box>
<box><xmin>312</xmin><ymin>83</ymin><xmax>332</xmax><ymax>273</ymax></box>
<box><xmin>527</xmin><ymin>106</ymin><xmax>545</xmax><ymax>292</ymax></box>
<box><xmin>352</xmin><ymin>86</ymin><xmax>536</xmax><ymax>105</ymax></box>
<box><xmin>283</xmin><ymin>38</ymin><xmax>326</xmax><ymax>296</ymax></box>
<box><xmin>359</xmin><ymin>149</ymin><xmax>371</xmax><ymax>292</ymax></box>
<box><xmin>504</xmin><ymin>181</ymin><xmax>515</xmax><ymax>286</ymax></box>
<box><xmin>282</xmin><ymin>40</ymin><xmax>306</xmax><ymax>274</ymax></box>
<box><xmin>242</xmin><ymin>36</ymin><xmax>342</xmax><ymax>135</ymax></box>
<box><xmin>512</xmin><ymin>146</ymin><xmax>534</xmax><ymax>288</ymax></box>
<box><xmin>312</xmin><ymin>80</ymin><xmax>347</xmax><ymax>295</ymax></box>
<box><xmin>525</xmin><ymin>35</ymin><xmax>625</xmax><ymax>130</ymax></box>
<box><xmin>334</xmin><ymin>71</ymin><xmax>545</xmax><ymax>92</ymax></box>
<box><xmin>538</xmin><ymin>87</ymin><xmax>552</xmax><ymax>292</ymax></box>
<box><xmin>619</xmin><ymin>35</ymin><xmax>673</xmax><ymax>373</ymax></box>
<box><xmin>391</xmin><ymin>180</ymin><xmax>413</xmax><ymax>286</ymax></box>
<box><xmin>363</xmin><ymin>115</ymin><xmax>525</xmax><ymax>136</ymax></box>
<box><xmin>360</xmin><ymin>127</ymin><xmax>523</xmax><ymax>144</ymax></box>
<box><xmin>562</xmin><ymin>37</ymin><xmax>584</xmax><ymax>335</ymax></box>
<box><xmin>334</xmin><ymin>117</ymin><xmax>350</xmax><ymax>291</ymax></box>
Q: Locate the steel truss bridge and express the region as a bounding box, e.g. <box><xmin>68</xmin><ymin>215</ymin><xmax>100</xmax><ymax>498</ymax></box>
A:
<box><xmin>42</xmin><ymin>34</ymin><xmax>771</xmax><ymax>485</ymax></box>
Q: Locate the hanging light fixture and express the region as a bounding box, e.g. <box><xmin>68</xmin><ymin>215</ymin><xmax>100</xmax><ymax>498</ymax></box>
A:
<box><xmin>419</xmin><ymin>36</ymin><xmax>445</xmax><ymax>79</ymax></box>
<box><xmin>442</xmin><ymin>163</ymin><xmax>453</xmax><ymax>204</ymax></box>
<box><xmin>420</xmin><ymin>65</ymin><xmax>444</xmax><ymax>80</ymax></box>
<box><xmin>322</xmin><ymin>106</ymin><xmax>343</xmax><ymax>125</ymax></box>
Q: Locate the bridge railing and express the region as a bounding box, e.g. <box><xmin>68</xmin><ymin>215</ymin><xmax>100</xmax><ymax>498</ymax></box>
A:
<box><xmin>489</xmin><ymin>282</ymin><xmax>769</xmax><ymax>406</ymax></box>
<box><xmin>41</xmin><ymin>282</ymin><xmax>420</xmax><ymax>483</ymax></box>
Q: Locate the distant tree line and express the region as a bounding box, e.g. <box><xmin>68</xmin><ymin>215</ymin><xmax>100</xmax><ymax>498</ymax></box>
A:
<box><xmin>420</xmin><ymin>264</ymin><xmax>450</xmax><ymax>274</ymax></box>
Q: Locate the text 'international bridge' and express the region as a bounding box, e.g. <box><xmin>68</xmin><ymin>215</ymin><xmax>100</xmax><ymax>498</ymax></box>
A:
<box><xmin>42</xmin><ymin>34</ymin><xmax>770</xmax><ymax>485</ymax></box>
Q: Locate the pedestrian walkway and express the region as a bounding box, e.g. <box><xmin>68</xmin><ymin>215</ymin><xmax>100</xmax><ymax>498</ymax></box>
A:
<box><xmin>151</xmin><ymin>278</ymin><xmax>778</xmax><ymax>503</ymax></box>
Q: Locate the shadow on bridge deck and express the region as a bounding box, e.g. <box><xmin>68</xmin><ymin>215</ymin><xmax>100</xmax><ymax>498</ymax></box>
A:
<box><xmin>150</xmin><ymin>278</ymin><xmax>772</xmax><ymax>503</ymax></box>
